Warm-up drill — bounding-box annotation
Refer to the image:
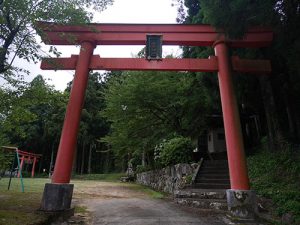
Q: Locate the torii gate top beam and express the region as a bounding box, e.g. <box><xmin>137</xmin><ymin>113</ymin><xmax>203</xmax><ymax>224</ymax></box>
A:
<box><xmin>37</xmin><ymin>22</ymin><xmax>273</xmax><ymax>48</ymax></box>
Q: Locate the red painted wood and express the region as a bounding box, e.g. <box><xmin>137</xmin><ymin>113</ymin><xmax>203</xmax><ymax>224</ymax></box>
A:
<box><xmin>41</xmin><ymin>55</ymin><xmax>271</xmax><ymax>74</ymax></box>
<box><xmin>214</xmin><ymin>41</ymin><xmax>250</xmax><ymax>190</ymax></box>
<box><xmin>17</xmin><ymin>150</ymin><xmax>41</xmax><ymax>158</ymax></box>
<box><xmin>41</xmin><ymin>56</ymin><xmax>218</xmax><ymax>72</ymax></box>
<box><xmin>51</xmin><ymin>42</ymin><xmax>95</xmax><ymax>184</ymax></box>
<box><xmin>17</xmin><ymin>156</ymin><xmax>25</xmax><ymax>178</ymax></box>
<box><xmin>37</xmin><ymin>22</ymin><xmax>273</xmax><ymax>48</ymax></box>
<box><xmin>31</xmin><ymin>157</ymin><xmax>37</xmax><ymax>178</ymax></box>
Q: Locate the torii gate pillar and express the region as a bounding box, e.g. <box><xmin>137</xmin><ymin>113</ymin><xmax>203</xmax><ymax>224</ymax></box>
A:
<box><xmin>40</xmin><ymin>41</ymin><xmax>95</xmax><ymax>211</ymax></box>
<box><xmin>214</xmin><ymin>41</ymin><xmax>257</xmax><ymax>220</ymax></box>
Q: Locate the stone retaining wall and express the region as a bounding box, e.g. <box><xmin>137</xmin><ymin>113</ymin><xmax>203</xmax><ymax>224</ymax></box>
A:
<box><xmin>136</xmin><ymin>163</ymin><xmax>198</xmax><ymax>194</ymax></box>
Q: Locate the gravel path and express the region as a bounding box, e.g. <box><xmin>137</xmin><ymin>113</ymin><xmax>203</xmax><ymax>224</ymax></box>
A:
<box><xmin>64</xmin><ymin>181</ymin><xmax>227</xmax><ymax>225</ymax></box>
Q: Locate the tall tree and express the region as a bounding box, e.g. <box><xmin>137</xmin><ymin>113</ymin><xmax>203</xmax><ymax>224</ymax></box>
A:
<box><xmin>0</xmin><ymin>0</ymin><xmax>113</xmax><ymax>81</ymax></box>
<box><xmin>72</xmin><ymin>72</ymin><xmax>110</xmax><ymax>174</ymax></box>
<box><xmin>177</xmin><ymin>0</ymin><xmax>300</xmax><ymax>149</ymax></box>
<box><xmin>102</xmin><ymin>70</ymin><xmax>211</xmax><ymax>167</ymax></box>
<box><xmin>0</xmin><ymin>75</ymin><xmax>68</xmax><ymax>172</ymax></box>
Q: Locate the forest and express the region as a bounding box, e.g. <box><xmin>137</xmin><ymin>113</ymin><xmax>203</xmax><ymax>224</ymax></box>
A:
<box><xmin>0</xmin><ymin>1</ymin><xmax>299</xmax><ymax>217</ymax></box>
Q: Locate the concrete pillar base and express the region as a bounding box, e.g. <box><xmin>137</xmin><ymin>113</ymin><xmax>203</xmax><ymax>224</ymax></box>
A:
<box><xmin>40</xmin><ymin>183</ymin><xmax>74</xmax><ymax>211</ymax></box>
<box><xmin>226</xmin><ymin>189</ymin><xmax>258</xmax><ymax>222</ymax></box>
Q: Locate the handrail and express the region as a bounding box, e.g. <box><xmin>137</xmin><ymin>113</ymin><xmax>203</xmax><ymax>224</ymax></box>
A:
<box><xmin>191</xmin><ymin>158</ymin><xmax>204</xmax><ymax>185</ymax></box>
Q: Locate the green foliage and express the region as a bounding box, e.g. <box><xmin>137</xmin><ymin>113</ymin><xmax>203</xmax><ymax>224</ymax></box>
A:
<box><xmin>185</xmin><ymin>174</ymin><xmax>193</xmax><ymax>184</ymax></box>
<box><xmin>135</xmin><ymin>165</ymin><xmax>152</xmax><ymax>173</ymax></box>
<box><xmin>247</xmin><ymin>144</ymin><xmax>300</xmax><ymax>221</ymax></box>
<box><xmin>72</xmin><ymin>72</ymin><xmax>110</xmax><ymax>174</ymax></box>
<box><xmin>159</xmin><ymin>136</ymin><xmax>193</xmax><ymax>167</ymax></box>
<box><xmin>200</xmin><ymin>0</ymin><xmax>274</xmax><ymax>38</ymax></box>
<box><xmin>0</xmin><ymin>75</ymin><xmax>68</xmax><ymax>151</ymax></box>
<box><xmin>0</xmin><ymin>0</ymin><xmax>113</xmax><ymax>81</ymax></box>
<box><xmin>179</xmin><ymin>0</ymin><xmax>300</xmax><ymax>148</ymax></box>
<box><xmin>0</xmin><ymin>151</ymin><xmax>14</xmax><ymax>172</ymax></box>
<box><xmin>102</xmin><ymin>70</ymin><xmax>210</xmax><ymax>166</ymax></box>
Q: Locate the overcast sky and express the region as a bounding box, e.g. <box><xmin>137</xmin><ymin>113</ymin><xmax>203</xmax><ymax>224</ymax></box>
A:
<box><xmin>19</xmin><ymin>0</ymin><xmax>181</xmax><ymax>91</ymax></box>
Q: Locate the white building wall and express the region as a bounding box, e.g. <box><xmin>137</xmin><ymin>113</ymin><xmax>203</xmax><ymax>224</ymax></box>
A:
<box><xmin>207</xmin><ymin>128</ymin><xmax>226</xmax><ymax>153</ymax></box>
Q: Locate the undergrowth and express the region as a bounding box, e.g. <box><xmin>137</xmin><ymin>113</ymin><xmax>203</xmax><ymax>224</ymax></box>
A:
<box><xmin>247</xmin><ymin>142</ymin><xmax>300</xmax><ymax>224</ymax></box>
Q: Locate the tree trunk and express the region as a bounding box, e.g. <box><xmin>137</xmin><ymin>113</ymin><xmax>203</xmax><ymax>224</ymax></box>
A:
<box><xmin>259</xmin><ymin>76</ymin><xmax>284</xmax><ymax>151</ymax></box>
<box><xmin>282</xmin><ymin>82</ymin><xmax>300</xmax><ymax>140</ymax></box>
<box><xmin>142</xmin><ymin>150</ymin><xmax>145</xmax><ymax>166</ymax></box>
<box><xmin>88</xmin><ymin>144</ymin><xmax>93</xmax><ymax>174</ymax></box>
<box><xmin>72</xmin><ymin>144</ymin><xmax>78</xmax><ymax>174</ymax></box>
<box><xmin>80</xmin><ymin>142</ymin><xmax>85</xmax><ymax>175</ymax></box>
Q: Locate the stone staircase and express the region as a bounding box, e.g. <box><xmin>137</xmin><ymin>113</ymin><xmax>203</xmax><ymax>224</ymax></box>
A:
<box><xmin>193</xmin><ymin>160</ymin><xmax>230</xmax><ymax>189</ymax></box>
<box><xmin>174</xmin><ymin>159</ymin><xmax>230</xmax><ymax>211</ymax></box>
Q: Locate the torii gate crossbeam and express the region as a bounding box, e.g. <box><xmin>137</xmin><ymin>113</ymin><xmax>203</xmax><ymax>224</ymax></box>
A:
<box><xmin>38</xmin><ymin>22</ymin><xmax>272</xmax><ymax>221</ymax></box>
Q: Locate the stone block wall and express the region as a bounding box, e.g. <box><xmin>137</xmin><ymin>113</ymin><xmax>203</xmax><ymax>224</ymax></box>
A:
<box><xmin>136</xmin><ymin>163</ymin><xmax>198</xmax><ymax>194</ymax></box>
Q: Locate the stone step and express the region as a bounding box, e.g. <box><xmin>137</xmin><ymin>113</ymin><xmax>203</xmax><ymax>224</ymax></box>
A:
<box><xmin>196</xmin><ymin>174</ymin><xmax>230</xmax><ymax>179</ymax></box>
<box><xmin>194</xmin><ymin>178</ymin><xmax>230</xmax><ymax>184</ymax></box>
<box><xmin>201</xmin><ymin>166</ymin><xmax>229</xmax><ymax>170</ymax></box>
<box><xmin>203</xmin><ymin>160</ymin><xmax>228</xmax><ymax>165</ymax></box>
<box><xmin>197</xmin><ymin>170</ymin><xmax>229</xmax><ymax>175</ymax></box>
<box><xmin>175</xmin><ymin>197</ymin><xmax>228</xmax><ymax>210</ymax></box>
<box><xmin>174</xmin><ymin>189</ymin><xmax>226</xmax><ymax>199</ymax></box>
<box><xmin>192</xmin><ymin>183</ymin><xmax>231</xmax><ymax>189</ymax></box>
<box><xmin>198</xmin><ymin>169</ymin><xmax>229</xmax><ymax>175</ymax></box>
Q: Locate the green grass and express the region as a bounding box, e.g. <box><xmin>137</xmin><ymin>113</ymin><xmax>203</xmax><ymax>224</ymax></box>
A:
<box><xmin>0</xmin><ymin>178</ymin><xmax>49</xmax><ymax>225</ymax></box>
<box><xmin>74</xmin><ymin>205</ymin><xmax>88</xmax><ymax>214</ymax></box>
<box><xmin>72</xmin><ymin>173</ymin><xmax>125</xmax><ymax>181</ymax></box>
<box><xmin>127</xmin><ymin>183</ymin><xmax>166</xmax><ymax>199</ymax></box>
<box><xmin>0</xmin><ymin>210</ymin><xmax>47</xmax><ymax>225</ymax></box>
<box><xmin>0</xmin><ymin>177</ymin><xmax>50</xmax><ymax>192</ymax></box>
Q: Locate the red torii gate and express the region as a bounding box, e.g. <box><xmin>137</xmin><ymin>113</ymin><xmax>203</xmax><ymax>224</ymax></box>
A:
<box><xmin>17</xmin><ymin>150</ymin><xmax>41</xmax><ymax>178</ymax></box>
<box><xmin>38</xmin><ymin>22</ymin><xmax>272</xmax><ymax>219</ymax></box>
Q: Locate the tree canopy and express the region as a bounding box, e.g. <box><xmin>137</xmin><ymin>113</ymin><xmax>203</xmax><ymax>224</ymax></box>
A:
<box><xmin>0</xmin><ymin>0</ymin><xmax>113</xmax><ymax>81</ymax></box>
<box><xmin>174</xmin><ymin>0</ymin><xmax>300</xmax><ymax>149</ymax></box>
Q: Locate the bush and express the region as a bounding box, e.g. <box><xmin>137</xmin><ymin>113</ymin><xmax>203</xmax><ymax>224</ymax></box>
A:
<box><xmin>159</xmin><ymin>136</ymin><xmax>193</xmax><ymax>167</ymax></box>
<box><xmin>247</xmin><ymin>144</ymin><xmax>300</xmax><ymax>223</ymax></box>
<box><xmin>135</xmin><ymin>165</ymin><xmax>152</xmax><ymax>173</ymax></box>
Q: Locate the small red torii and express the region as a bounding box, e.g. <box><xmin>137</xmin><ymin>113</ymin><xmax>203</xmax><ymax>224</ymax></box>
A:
<box><xmin>17</xmin><ymin>149</ymin><xmax>42</xmax><ymax>178</ymax></box>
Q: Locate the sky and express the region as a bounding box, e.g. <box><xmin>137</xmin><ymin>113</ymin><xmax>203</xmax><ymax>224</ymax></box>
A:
<box><xmin>20</xmin><ymin>0</ymin><xmax>181</xmax><ymax>91</ymax></box>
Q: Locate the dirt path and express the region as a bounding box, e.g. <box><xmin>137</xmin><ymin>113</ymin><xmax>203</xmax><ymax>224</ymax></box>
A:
<box><xmin>62</xmin><ymin>181</ymin><xmax>227</xmax><ymax>225</ymax></box>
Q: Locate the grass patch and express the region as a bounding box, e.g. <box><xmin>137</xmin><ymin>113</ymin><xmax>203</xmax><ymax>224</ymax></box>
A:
<box><xmin>72</xmin><ymin>173</ymin><xmax>125</xmax><ymax>181</ymax></box>
<box><xmin>128</xmin><ymin>184</ymin><xmax>166</xmax><ymax>199</ymax></box>
<box><xmin>0</xmin><ymin>178</ymin><xmax>49</xmax><ymax>225</ymax></box>
<box><xmin>74</xmin><ymin>205</ymin><xmax>88</xmax><ymax>214</ymax></box>
<box><xmin>247</xmin><ymin>146</ymin><xmax>300</xmax><ymax>224</ymax></box>
<box><xmin>0</xmin><ymin>210</ymin><xmax>46</xmax><ymax>225</ymax></box>
<box><xmin>0</xmin><ymin>177</ymin><xmax>50</xmax><ymax>192</ymax></box>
